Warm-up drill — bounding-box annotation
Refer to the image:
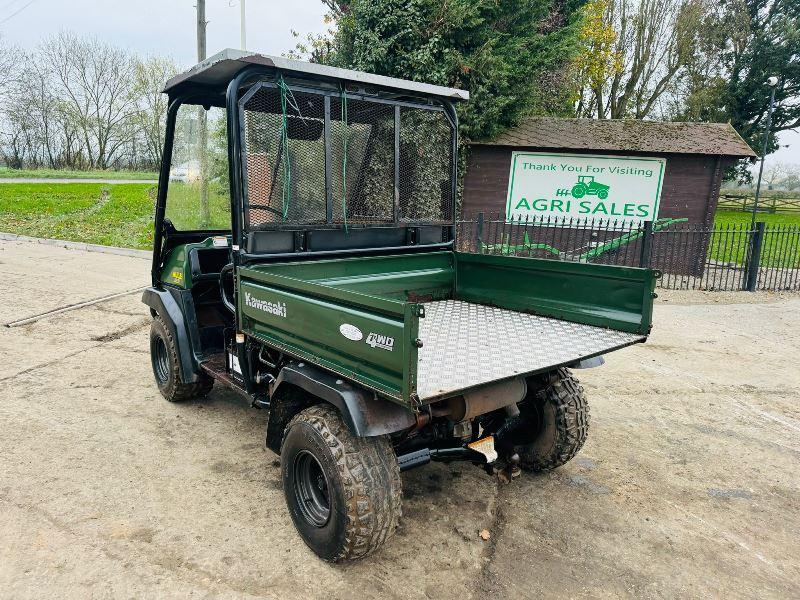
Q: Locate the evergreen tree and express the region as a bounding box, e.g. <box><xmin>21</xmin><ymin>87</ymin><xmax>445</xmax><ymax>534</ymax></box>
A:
<box><xmin>676</xmin><ymin>0</ymin><xmax>799</xmax><ymax>179</ymax></box>
<box><xmin>313</xmin><ymin>0</ymin><xmax>587</xmax><ymax>142</ymax></box>
<box><xmin>720</xmin><ymin>0</ymin><xmax>800</xmax><ymax>158</ymax></box>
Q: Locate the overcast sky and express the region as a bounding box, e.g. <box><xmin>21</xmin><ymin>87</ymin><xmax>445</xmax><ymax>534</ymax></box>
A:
<box><xmin>0</xmin><ymin>0</ymin><xmax>328</xmax><ymax>66</ymax></box>
<box><xmin>0</xmin><ymin>0</ymin><xmax>795</xmax><ymax>167</ymax></box>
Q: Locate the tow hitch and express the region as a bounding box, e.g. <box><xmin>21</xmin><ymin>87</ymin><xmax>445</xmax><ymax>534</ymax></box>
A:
<box><xmin>397</xmin><ymin>445</ymin><xmax>488</xmax><ymax>471</ymax></box>
<box><xmin>397</xmin><ymin>435</ymin><xmax>521</xmax><ymax>481</ymax></box>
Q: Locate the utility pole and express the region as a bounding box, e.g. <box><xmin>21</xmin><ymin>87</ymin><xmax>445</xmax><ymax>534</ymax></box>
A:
<box><xmin>745</xmin><ymin>76</ymin><xmax>780</xmax><ymax>291</ymax></box>
<box><xmin>196</xmin><ymin>0</ymin><xmax>206</xmax><ymax>62</ymax></box>
<box><xmin>750</xmin><ymin>76</ymin><xmax>780</xmax><ymax>230</ymax></box>
<box><xmin>240</xmin><ymin>0</ymin><xmax>247</xmax><ymax>50</ymax></box>
<box><xmin>196</xmin><ymin>0</ymin><xmax>210</xmax><ymax>226</ymax></box>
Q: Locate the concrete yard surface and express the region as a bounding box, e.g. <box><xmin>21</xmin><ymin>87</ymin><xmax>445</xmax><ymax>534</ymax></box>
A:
<box><xmin>0</xmin><ymin>239</ymin><xmax>798</xmax><ymax>599</ymax></box>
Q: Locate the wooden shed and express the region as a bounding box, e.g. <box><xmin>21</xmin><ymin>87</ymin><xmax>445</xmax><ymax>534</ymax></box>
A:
<box><xmin>462</xmin><ymin>117</ymin><xmax>756</xmax><ymax>227</ymax></box>
<box><xmin>460</xmin><ymin>118</ymin><xmax>756</xmax><ymax>277</ymax></box>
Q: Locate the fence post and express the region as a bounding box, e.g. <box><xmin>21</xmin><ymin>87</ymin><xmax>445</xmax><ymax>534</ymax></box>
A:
<box><xmin>475</xmin><ymin>212</ymin><xmax>484</xmax><ymax>253</ymax></box>
<box><xmin>745</xmin><ymin>221</ymin><xmax>766</xmax><ymax>292</ymax></box>
<box><xmin>639</xmin><ymin>220</ymin><xmax>653</xmax><ymax>268</ymax></box>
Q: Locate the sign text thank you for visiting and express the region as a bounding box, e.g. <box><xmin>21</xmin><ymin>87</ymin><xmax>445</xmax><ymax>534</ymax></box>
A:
<box><xmin>506</xmin><ymin>152</ymin><xmax>666</xmax><ymax>225</ymax></box>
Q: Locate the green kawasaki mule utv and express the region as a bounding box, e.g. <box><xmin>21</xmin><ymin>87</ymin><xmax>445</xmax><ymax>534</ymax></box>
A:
<box><xmin>144</xmin><ymin>50</ymin><xmax>658</xmax><ymax>562</ymax></box>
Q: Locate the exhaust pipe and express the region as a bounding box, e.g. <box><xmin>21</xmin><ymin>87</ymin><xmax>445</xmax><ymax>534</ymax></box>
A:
<box><xmin>440</xmin><ymin>377</ymin><xmax>527</xmax><ymax>421</ymax></box>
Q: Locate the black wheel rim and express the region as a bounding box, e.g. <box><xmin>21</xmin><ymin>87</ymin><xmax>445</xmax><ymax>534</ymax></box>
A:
<box><xmin>506</xmin><ymin>401</ymin><xmax>545</xmax><ymax>446</ymax></box>
<box><xmin>292</xmin><ymin>450</ymin><xmax>331</xmax><ymax>527</ymax></box>
<box><xmin>153</xmin><ymin>336</ymin><xmax>170</xmax><ymax>384</ymax></box>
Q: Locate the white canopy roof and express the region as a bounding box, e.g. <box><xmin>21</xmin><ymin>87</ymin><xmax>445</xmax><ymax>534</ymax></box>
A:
<box><xmin>164</xmin><ymin>49</ymin><xmax>469</xmax><ymax>101</ymax></box>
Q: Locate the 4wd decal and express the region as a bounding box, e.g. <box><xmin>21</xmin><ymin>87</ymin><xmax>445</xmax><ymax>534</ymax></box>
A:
<box><xmin>366</xmin><ymin>332</ymin><xmax>394</xmax><ymax>351</ymax></box>
<box><xmin>244</xmin><ymin>291</ymin><xmax>287</xmax><ymax>318</ymax></box>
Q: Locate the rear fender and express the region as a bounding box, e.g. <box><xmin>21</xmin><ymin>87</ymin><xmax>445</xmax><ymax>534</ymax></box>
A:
<box><xmin>141</xmin><ymin>287</ymin><xmax>200</xmax><ymax>383</ymax></box>
<box><xmin>266</xmin><ymin>361</ymin><xmax>415</xmax><ymax>453</ymax></box>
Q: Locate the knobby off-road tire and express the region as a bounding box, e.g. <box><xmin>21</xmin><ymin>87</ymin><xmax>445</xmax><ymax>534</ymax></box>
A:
<box><xmin>149</xmin><ymin>316</ymin><xmax>213</xmax><ymax>402</ymax></box>
<box><xmin>516</xmin><ymin>367</ymin><xmax>589</xmax><ymax>472</ymax></box>
<box><xmin>280</xmin><ymin>404</ymin><xmax>402</xmax><ymax>562</ymax></box>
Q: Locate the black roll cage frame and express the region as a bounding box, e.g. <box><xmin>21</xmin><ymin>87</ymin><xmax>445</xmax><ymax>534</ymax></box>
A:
<box><xmin>151</xmin><ymin>65</ymin><xmax>460</xmax><ymax>289</ymax></box>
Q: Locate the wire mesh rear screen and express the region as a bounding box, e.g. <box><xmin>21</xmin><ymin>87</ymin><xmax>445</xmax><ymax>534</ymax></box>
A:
<box><xmin>240</xmin><ymin>81</ymin><xmax>454</xmax><ymax>231</ymax></box>
<box><xmin>330</xmin><ymin>96</ymin><xmax>395</xmax><ymax>224</ymax></box>
<box><xmin>243</xmin><ymin>86</ymin><xmax>326</xmax><ymax>226</ymax></box>
<box><xmin>399</xmin><ymin>108</ymin><xmax>454</xmax><ymax>222</ymax></box>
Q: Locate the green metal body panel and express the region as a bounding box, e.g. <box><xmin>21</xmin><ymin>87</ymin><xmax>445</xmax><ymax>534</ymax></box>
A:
<box><xmin>236</xmin><ymin>251</ymin><xmax>658</xmax><ymax>407</ymax></box>
<box><xmin>160</xmin><ymin>244</ymin><xmax>191</xmax><ymax>288</ymax></box>
<box><xmin>158</xmin><ymin>236</ymin><xmax>231</xmax><ymax>289</ymax></box>
<box><xmin>454</xmin><ymin>253</ymin><xmax>656</xmax><ymax>334</ymax></box>
<box><xmin>237</xmin><ymin>257</ymin><xmax>430</xmax><ymax>404</ymax></box>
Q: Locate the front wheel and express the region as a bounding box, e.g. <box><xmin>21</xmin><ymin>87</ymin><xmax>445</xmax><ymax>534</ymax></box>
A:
<box><xmin>514</xmin><ymin>368</ymin><xmax>589</xmax><ymax>472</ymax></box>
<box><xmin>149</xmin><ymin>316</ymin><xmax>213</xmax><ymax>402</ymax></box>
<box><xmin>280</xmin><ymin>404</ymin><xmax>402</xmax><ymax>562</ymax></box>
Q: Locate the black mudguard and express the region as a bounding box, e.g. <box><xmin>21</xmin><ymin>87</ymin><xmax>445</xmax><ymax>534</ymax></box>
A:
<box><xmin>141</xmin><ymin>287</ymin><xmax>201</xmax><ymax>383</ymax></box>
<box><xmin>266</xmin><ymin>361</ymin><xmax>416</xmax><ymax>453</ymax></box>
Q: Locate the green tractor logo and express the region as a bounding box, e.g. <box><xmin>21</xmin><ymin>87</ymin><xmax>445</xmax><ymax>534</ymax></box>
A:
<box><xmin>571</xmin><ymin>175</ymin><xmax>610</xmax><ymax>200</ymax></box>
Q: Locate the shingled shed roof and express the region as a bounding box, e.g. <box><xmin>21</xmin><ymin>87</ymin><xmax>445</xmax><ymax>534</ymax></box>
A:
<box><xmin>474</xmin><ymin>117</ymin><xmax>756</xmax><ymax>158</ymax></box>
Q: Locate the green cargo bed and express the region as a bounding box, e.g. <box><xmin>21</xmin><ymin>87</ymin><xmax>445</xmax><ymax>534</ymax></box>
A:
<box><xmin>236</xmin><ymin>252</ymin><xmax>657</xmax><ymax>407</ymax></box>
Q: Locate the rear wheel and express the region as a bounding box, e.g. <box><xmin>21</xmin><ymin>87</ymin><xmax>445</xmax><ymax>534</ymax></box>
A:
<box><xmin>514</xmin><ymin>368</ymin><xmax>589</xmax><ymax>472</ymax></box>
<box><xmin>149</xmin><ymin>316</ymin><xmax>213</xmax><ymax>402</ymax></box>
<box><xmin>280</xmin><ymin>404</ymin><xmax>402</xmax><ymax>562</ymax></box>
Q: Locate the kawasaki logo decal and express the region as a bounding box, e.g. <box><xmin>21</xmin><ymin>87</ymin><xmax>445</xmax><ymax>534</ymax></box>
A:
<box><xmin>366</xmin><ymin>332</ymin><xmax>394</xmax><ymax>351</ymax></box>
<box><xmin>244</xmin><ymin>292</ymin><xmax>287</xmax><ymax>318</ymax></box>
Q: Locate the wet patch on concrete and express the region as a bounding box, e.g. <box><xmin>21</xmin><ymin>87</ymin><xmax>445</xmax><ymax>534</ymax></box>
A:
<box><xmin>574</xmin><ymin>456</ymin><xmax>598</xmax><ymax>470</ymax></box>
<box><xmin>708</xmin><ymin>488</ymin><xmax>753</xmax><ymax>500</ymax></box>
<box><xmin>565</xmin><ymin>474</ymin><xmax>611</xmax><ymax>495</ymax></box>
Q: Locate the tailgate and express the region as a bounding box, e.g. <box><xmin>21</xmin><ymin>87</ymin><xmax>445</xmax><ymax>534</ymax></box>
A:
<box><xmin>455</xmin><ymin>252</ymin><xmax>658</xmax><ymax>335</ymax></box>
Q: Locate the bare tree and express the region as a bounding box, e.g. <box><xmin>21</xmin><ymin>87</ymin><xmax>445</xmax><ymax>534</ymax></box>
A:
<box><xmin>0</xmin><ymin>38</ymin><xmax>30</xmax><ymax>167</ymax></box>
<box><xmin>40</xmin><ymin>32</ymin><xmax>139</xmax><ymax>169</ymax></box>
<box><xmin>763</xmin><ymin>162</ymin><xmax>794</xmax><ymax>190</ymax></box>
<box><xmin>0</xmin><ymin>35</ymin><xmax>18</xmax><ymax>101</ymax></box>
<box><xmin>783</xmin><ymin>168</ymin><xmax>800</xmax><ymax>191</ymax></box>
<box><xmin>0</xmin><ymin>32</ymin><xmax>183</xmax><ymax>172</ymax></box>
<box><xmin>131</xmin><ymin>56</ymin><xmax>179</xmax><ymax>168</ymax></box>
<box><xmin>577</xmin><ymin>0</ymin><xmax>709</xmax><ymax>119</ymax></box>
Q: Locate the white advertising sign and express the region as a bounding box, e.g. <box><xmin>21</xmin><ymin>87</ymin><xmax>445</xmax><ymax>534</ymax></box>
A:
<box><xmin>506</xmin><ymin>152</ymin><xmax>666</xmax><ymax>225</ymax></box>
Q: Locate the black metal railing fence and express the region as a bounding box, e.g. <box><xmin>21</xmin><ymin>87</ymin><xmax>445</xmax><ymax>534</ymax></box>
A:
<box><xmin>457</xmin><ymin>213</ymin><xmax>800</xmax><ymax>291</ymax></box>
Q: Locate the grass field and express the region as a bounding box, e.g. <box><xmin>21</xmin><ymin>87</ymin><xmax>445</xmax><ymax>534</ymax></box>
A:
<box><xmin>0</xmin><ymin>167</ymin><xmax>158</xmax><ymax>180</ymax></box>
<box><xmin>0</xmin><ymin>181</ymin><xmax>797</xmax><ymax>272</ymax></box>
<box><xmin>0</xmin><ymin>183</ymin><xmax>157</xmax><ymax>249</ymax></box>
<box><xmin>714</xmin><ymin>210</ymin><xmax>800</xmax><ymax>227</ymax></box>
<box><xmin>0</xmin><ymin>181</ymin><xmax>229</xmax><ymax>250</ymax></box>
<box><xmin>164</xmin><ymin>183</ymin><xmax>231</xmax><ymax>232</ymax></box>
<box><xmin>709</xmin><ymin>211</ymin><xmax>800</xmax><ymax>268</ymax></box>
